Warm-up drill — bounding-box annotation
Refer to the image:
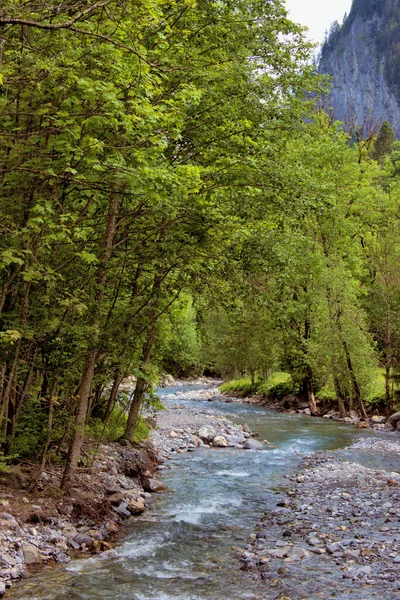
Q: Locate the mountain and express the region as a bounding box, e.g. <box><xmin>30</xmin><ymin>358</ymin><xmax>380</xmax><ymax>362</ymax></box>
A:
<box><xmin>318</xmin><ymin>0</ymin><xmax>400</xmax><ymax>136</ymax></box>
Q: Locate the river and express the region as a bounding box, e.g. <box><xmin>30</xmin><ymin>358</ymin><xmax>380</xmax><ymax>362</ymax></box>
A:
<box><xmin>9</xmin><ymin>384</ymin><xmax>375</xmax><ymax>600</ymax></box>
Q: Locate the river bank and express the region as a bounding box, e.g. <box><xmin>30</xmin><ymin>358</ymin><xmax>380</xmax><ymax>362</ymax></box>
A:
<box><xmin>0</xmin><ymin>387</ymin><xmax>254</xmax><ymax>597</ymax></box>
<box><xmin>240</xmin><ymin>436</ymin><xmax>400</xmax><ymax>599</ymax></box>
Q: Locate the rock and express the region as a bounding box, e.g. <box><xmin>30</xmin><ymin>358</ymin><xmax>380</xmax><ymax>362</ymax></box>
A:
<box><xmin>268</xmin><ymin>546</ymin><xmax>291</xmax><ymax>558</ymax></box>
<box><xmin>105</xmin><ymin>521</ymin><xmax>119</xmax><ymax>534</ymax></box>
<box><xmin>101</xmin><ymin>475</ymin><xmax>122</xmax><ymax>495</ymax></box>
<box><xmin>90</xmin><ymin>540</ymin><xmax>112</xmax><ymax>554</ymax></box>
<box><xmin>22</xmin><ymin>544</ymin><xmax>42</xmax><ymax>565</ymax></box>
<box><xmin>256</xmin><ymin>531</ymin><xmax>267</xmax><ymax>539</ymax></box>
<box><xmin>0</xmin><ymin>582</ymin><xmax>5</xmax><ymax>597</ymax></box>
<box><xmin>282</xmin><ymin>530</ymin><xmax>292</xmax><ymax>538</ymax></box>
<box><xmin>286</xmin><ymin>547</ymin><xmax>310</xmax><ymax>561</ymax></box>
<box><xmin>127</xmin><ymin>497</ymin><xmax>146</xmax><ymax>514</ymax></box>
<box><xmin>371</xmin><ymin>415</ymin><xmax>386</xmax><ymax>424</ymax></box>
<box><xmin>0</xmin><ymin>552</ymin><xmax>17</xmax><ymax>567</ymax></box>
<box><xmin>212</xmin><ymin>436</ymin><xmax>228</xmax><ymax>447</ymax></box>
<box><xmin>243</xmin><ymin>439</ymin><xmax>264</xmax><ymax>450</ymax></box>
<box><xmin>107</xmin><ymin>492</ymin><xmax>125</xmax><ymax>506</ymax></box>
<box><xmin>303</xmin><ymin>408</ymin><xmax>311</xmax><ymax>416</ymax></box>
<box><xmin>143</xmin><ymin>478</ymin><xmax>168</xmax><ymax>493</ymax></box>
<box><xmin>169</xmin><ymin>431</ymin><xmax>178</xmax><ymax>438</ymax></box>
<box><xmin>326</xmin><ymin>542</ymin><xmax>341</xmax><ymax>554</ymax></box>
<box><xmin>307</xmin><ymin>537</ymin><xmax>320</xmax><ymax>547</ymax></box>
<box><xmin>54</xmin><ymin>551</ymin><xmax>71</xmax><ymax>564</ymax></box>
<box><xmin>114</xmin><ymin>502</ymin><xmax>131</xmax><ymax>517</ymax></box>
<box><xmin>73</xmin><ymin>533</ymin><xmax>94</xmax><ymax>547</ymax></box>
<box><xmin>357</xmin><ymin>420</ymin><xmax>369</xmax><ymax>429</ymax></box>
<box><xmin>198</xmin><ymin>425</ymin><xmax>217</xmax><ymax>442</ymax></box>
<box><xmin>0</xmin><ymin>512</ymin><xmax>16</xmax><ymax>521</ymax></box>
<box><xmin>386</xmin><ymin>412</ymin><xmax>400</xmax><ymax>430</ymax></box>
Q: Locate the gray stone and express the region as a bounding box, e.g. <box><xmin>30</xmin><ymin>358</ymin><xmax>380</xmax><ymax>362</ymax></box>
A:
<box><xmin>326</xmin><ymin>542</ymin><xmax>342</xmax><ymax>554</ymax></box>
<box><xmin>55</xmin><ymin>551</ymin><xmax>71</xmax><ymax>564</ymax></box>
<box><xmin>73</xmin><ymin>533</ymin><xmax>94</xmax><ymax>547</ymax></box>
<box><xmin>268</xmin><ymin>546</ymin><xmax>291</xmax><ymax>558</ymax></box>
<box><xmin>307</xmin><ymin>537</ymin><xmax>320</xmax><ymax>547</ymax></box>
<box><xmin>114</xmin><ymin>503</ymin><xmax>131</xmax><ymax>517</ymax></box>
<box><xmin>0</xmin><ymin>582</ymin><xmax>5</xmax><ymax>597</ymax></box>
<box><xmin>198</xmin><ymin>425</ymin><xmax>217</xmax><ymax>442</ymax></box>
<box><xmin>0</xmin><ymin>552</ymin><xmax>17</xmax><ymax>566</ymax></box>
<box><xmin>243</xmin><ymin>439</ymin><xmax>264</xmax><ymax>450</ymax></box>
<box><xmin>286</xmin><ymin>547</ymin><xmax>310</xmax><ymax>561</ymax></box>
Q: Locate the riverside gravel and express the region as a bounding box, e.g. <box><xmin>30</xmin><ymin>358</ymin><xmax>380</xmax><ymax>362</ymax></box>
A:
<box><xmin>240</xmin><ymin>436</ymin><xmax>400</xmax><ymax>599</ymax></box>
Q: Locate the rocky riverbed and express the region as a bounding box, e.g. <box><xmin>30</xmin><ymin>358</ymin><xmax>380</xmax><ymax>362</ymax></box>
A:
<box><xmin>0</xmin><ymin>392</ymin><xmax>259</xmax><ymax>597</ymax></box>
<box><xmin>239</xmin><ymin>436</ymin><xmax>400</xmax><ymax>599</ymax></box>
<box><xmin>152</xmin><ymin>401</ymin><xmax>263</xmax><ymax>459</ymax></box>
<box><xmin>0</xmin><ymin>442</ymin><xmax>161</xmax><ymax>597</ymax></box>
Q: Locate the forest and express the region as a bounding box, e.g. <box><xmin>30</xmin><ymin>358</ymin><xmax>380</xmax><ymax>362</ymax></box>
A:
<box><xmin>1</xmin><ymin>0</ymin><xmax>400</xmax><ymax>490</ymax></box>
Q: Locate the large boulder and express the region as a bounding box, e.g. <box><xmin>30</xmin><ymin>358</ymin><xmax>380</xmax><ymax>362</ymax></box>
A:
<box><xmin>198</xmin><ymin>425</ymin><xmax>217</xmax><ymax>443</ymax></box>
<box><xmin>385</xmin><ymin>412</ymin><xmax>400</xmax><ymax>431</ymax></box>
<box><xmin>243</xmin><ymin>439</ymin><xmax>264</xmax><ymax>450</ymax></box>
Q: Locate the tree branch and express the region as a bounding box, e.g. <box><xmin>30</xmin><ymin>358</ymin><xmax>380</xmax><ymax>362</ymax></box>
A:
<box><xmin>0</xmin><ymin>0</ymin><xmax>114</xmax><ymax>30</ymax></box>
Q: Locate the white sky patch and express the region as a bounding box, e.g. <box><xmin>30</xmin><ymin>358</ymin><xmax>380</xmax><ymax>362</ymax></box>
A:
<box><xmin>285</xmin><ymin>0</ymin><xmax>353</xmax><ymax>44</ymax></box>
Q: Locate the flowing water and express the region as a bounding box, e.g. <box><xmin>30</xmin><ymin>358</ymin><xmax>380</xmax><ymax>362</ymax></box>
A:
<box><xmin>10</xmin><ymin>385</ymin><xmax>380</xmax><ymax>600</ymax></box>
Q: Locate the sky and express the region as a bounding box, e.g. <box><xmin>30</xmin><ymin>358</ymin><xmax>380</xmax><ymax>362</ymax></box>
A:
<box><xmin>285</xmin><ymin>0</ymin><xmax>353</xmax><ymax>44</ymax></box>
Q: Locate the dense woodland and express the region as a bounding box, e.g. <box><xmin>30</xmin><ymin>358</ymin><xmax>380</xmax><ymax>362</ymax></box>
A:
<box><xmin>1</xmin><ymin>0</ymin><xmax>400</xmax><ymax>487</ymax></box>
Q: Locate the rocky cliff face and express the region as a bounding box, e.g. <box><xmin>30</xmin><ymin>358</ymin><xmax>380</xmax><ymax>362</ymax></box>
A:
<box><xmin>319</xmin><ymin>13</ymin><xmax>400</xmax><ymax>136</ymax></box>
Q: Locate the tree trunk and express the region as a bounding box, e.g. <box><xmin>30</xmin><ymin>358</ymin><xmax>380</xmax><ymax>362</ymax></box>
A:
<box><xmin>124</xmin><ymin>321</ymin><xmax>157</xmax><ymax>442</ymax></box>
<box><xmin>61</xmin><ymin>348</ymin><xmax>97</xmax><ymax>490</ymax></box>
<box><xmin>124</xmin><ymin>376</ymin><xmax>148</xmax><ymax>442</ymax></box>
<box><xmin>104</xmin><ymin>366</ymin><xmax>124</xmax><ymax>424</ymax></box>
<box><xmin>302</xmin><ymin>318</ymin><xmax>318</xmax><ymax>414</ymax></box>
<box><xmin>61</xmin><ymin>192</ymin><xmax>118</xmax><ymax>491</ymax></box>
<box><xmin>333</xmin><ymin>373</ymin><xmax>346</xmax><ymax>418</ymax></box>
<box><xmin>385</xmin><ymin>363</ymin><xmax>393</xmax><ymax>416</ymax></box>
<box><xmin>341</xmin><ymin>337</ymin><xmax>367</xmax><ymax>419</ymax></box>
<box><xmin>5</xmin><ymin>352</ymin><xmax>37</xmax><ymax>453</ymax></box>
<box><xmin>31</xmin><ymin>381</ymin><xmax>57</xmax><ymax>491</ymax></box>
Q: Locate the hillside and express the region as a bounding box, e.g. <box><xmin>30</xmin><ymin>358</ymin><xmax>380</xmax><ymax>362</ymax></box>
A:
<box><xmin>319</xmin><ymin>0</ymin><xmax>400</xmax><ymax>135</ymax></box>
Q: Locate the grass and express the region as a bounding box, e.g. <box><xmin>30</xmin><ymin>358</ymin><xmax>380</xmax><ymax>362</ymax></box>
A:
<box><xmin>220</xmin><ymin>372</ymin><xmax>294</xmax><ymax>398</ymax></box>
<box><xmin>220</xmin><ymin>368</ymin><xmax>400</xmax><ymax>408</ymax></box>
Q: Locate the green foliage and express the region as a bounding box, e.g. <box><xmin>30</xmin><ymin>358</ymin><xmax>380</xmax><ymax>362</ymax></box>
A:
<box><xmin>370</xmin><ymin>121</ymin><xmax>396</xmax><ymax>161</ymax></box>
<box><xmin>220</xmin><ymin>378</ymin><xmax>256</xmax><ymax>396</ymax></box>
<box><xmin>132</xmin><ymin>417</ymin><xmax>150</xmax><ymax>444</ymax></box>
<box><xmin>220</xmin><ymin>372</ymin><xmax>296</xmax><ymax>399</ymax></box>
<box><xmin>86</xmin><ymin>409</ymin><xmax>128</xmax><ymax>442</ymax></box>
